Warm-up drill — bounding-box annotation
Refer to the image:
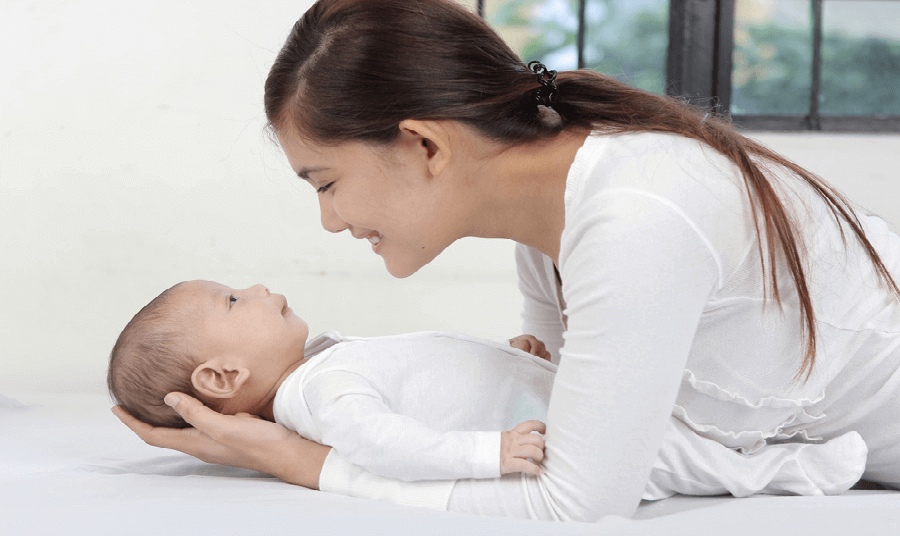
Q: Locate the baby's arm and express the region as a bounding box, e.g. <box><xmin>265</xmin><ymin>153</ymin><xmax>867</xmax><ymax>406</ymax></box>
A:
<box><xmin>643</xmin><ymin>417</ymin><xmax>868</xmax><ymax>500</ymax></box>
<box><xmin>304</xmin><ymin>371</ymin><xmax>545</xmax><ymax>482</ymax></box>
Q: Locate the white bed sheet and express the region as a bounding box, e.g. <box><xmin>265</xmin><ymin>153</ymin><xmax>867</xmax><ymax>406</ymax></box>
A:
<box><xmin>3</xmin><ymin>392</ymin><xmax>899</xmax><ymax>536</ymax></box>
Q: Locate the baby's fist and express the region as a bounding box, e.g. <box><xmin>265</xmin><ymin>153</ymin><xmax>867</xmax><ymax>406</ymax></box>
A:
<box><xmin>508</xmin><ymin>334</ymin><xmax>551</xmax><ymax>361</ymax></box>
<box><xmin>500</xmin><ymin>420</ymin><xmax>546</xmax><ymax>476</ymax></box>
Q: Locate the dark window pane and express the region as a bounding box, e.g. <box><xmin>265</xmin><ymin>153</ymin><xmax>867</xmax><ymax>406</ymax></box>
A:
<box><xmin>820</xmin><ymin>0</ymin><xmax>900</xmax><ymax>115</ymax></box>
<box><xmin>485</xmin><ymin>0</ymin><xmax>669</xmax><ymax>94</ymax></box>
<box><xmin>731</xmin><ymin>0</ymin><xmax>813</xmax><ymax>114</ymax></box>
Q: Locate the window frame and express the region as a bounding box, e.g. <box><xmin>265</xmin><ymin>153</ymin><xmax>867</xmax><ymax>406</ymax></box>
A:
<box><xmin>666</xmin><ymin>0</ymin><xmax>900</xmax><ymax>132</ymax></box>
<box><xmin>476</xmin><ymin>0</ymin><xmax>898</xmax><ymax>131</ymax></box>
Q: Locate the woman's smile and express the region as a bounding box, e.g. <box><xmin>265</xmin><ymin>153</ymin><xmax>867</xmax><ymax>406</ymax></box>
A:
<box><xmin>366</xmin><ymin>231</ymin><xmax>384</xmax><ymax>253</ymax></box>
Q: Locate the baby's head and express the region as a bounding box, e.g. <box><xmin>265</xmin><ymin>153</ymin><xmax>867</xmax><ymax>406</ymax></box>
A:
<box><xmin>108</xmin><ymin>280</ymin><xmax>309</xmax><ymax>427</ymax></box>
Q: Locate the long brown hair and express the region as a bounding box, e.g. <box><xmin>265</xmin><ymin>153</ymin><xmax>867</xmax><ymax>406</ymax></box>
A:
<box><xmin>264</xmin><ymin>0</ymin><xmax>899</xmax><ymax>379</ymax></box>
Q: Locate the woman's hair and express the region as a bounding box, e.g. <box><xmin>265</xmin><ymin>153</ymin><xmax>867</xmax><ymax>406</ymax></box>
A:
<box><xmin>108</xmin><ymin>283</ymin><xmax>199</xmax><ymax>428</ymax></box>
<box><xmin>264</xmin><ymin>0</ymin><xmax>899</xmax><ymax>379</ymax></box>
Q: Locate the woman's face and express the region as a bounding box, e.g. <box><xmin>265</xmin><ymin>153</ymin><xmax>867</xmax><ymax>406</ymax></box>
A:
<box><xmin>277</xmin><ymin>129</ymin><xmax>463</xmax><ymax>278</ymax></box>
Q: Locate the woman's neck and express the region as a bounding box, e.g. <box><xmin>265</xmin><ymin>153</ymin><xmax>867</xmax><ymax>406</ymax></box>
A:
<box><xmin>461</xmin><ymin>128</ymin><xmax>589</xmax><ymax>264</ymax></box>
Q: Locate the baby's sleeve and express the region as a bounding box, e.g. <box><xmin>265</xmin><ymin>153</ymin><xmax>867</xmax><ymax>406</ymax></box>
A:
<box><xmin>305</xmin><ymin>370</ymin><xmax>501</xmax><ymax>482</ymax></box>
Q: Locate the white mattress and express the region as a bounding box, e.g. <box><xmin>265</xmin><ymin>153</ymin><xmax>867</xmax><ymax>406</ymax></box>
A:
<box><xmin>4</xmin><ymin>392</ymin><xmax>899</xmax><ymax>536</ymax></box>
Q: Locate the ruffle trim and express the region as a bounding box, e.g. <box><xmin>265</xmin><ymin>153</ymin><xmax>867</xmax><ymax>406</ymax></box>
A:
<box><xmin>676</xmin><ymin>369</ymin><xmax>827</xmax><ymax>454</ymax></box>
<box><xmin>681</xmin><ymin>369</ymin><xmax>827</xmax><ymax>408</ymax></box>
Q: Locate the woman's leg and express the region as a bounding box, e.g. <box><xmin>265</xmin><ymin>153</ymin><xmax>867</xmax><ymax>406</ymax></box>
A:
<box><xmin>643</xmin><ymin>418</ymin><xmax>868</xmax><ymax>500</ymax></box>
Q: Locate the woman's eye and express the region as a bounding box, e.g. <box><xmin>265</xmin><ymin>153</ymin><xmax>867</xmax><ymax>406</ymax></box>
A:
<box><xmin>229</xmin><ymin>295</ymin><xmax>238</xmax><ymax>306</ymax></box>
<box><xmin>317</xmin><ymin>182</ymin><xmax>334</xmax><ymax>194</ymax></box>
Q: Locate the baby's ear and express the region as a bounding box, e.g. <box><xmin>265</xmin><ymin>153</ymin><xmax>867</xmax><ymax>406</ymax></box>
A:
<box><xmin>191</xmin><ymin>360</ymin><xmax>250</xmax><ymax>399</ymax></box>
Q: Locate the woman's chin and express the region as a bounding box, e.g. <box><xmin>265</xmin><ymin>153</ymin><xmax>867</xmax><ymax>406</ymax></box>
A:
<box><xmin>383</xmin><ymin>260</ymin><xmax>419</xmax><ymax>279</ymax></box>
<box><xmin>382</xmin><ymin>254</ymin><xmax>429</xmax><ymax>279</ymax></box>
<box><xmin>381</xmin><ymin>243</ymin><xmax>447</xmax><ymax>279</ymax></box>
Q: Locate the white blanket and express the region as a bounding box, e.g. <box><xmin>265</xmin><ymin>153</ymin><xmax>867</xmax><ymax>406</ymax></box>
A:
<box><xmin>3</xmin><ymin>392</ymin><xmax>899</xmax><ymax>536</ymax></box>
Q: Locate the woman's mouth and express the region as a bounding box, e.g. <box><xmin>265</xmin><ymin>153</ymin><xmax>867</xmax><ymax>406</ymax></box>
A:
<box><xmin>367</xmin><ymin>231</ymin><xmax>383</xmax><ymax>252</ymax></box>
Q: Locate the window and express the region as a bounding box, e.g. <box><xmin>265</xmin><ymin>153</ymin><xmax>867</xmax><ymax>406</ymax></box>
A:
<box><xmin>666</xmin><ymin>0</ymin><xmax>900</xmax><ymax>131</ymax></box>
<box><xmin>465</xmin><ymin>0</ymin><xmax>670</xmax><ymax>94</ymax></box>
<box><xmin>466</xmin><ymin>0</ymin><xmax>900</xmax><ymax>132</ymax></box>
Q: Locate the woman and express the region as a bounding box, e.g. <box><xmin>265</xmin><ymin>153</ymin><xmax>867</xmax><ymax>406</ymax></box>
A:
<box><xmin>114</xmin><ymin>0</ymin><xmax>900</xmax><ymax>522</ymax></box>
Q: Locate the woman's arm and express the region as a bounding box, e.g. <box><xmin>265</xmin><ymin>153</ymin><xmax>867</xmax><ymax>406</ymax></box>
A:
<box><xmin>112</xmin><ymin>393</ymin><xmax>330</xmax><ymax>489</ymax></box>
<box><xmin>515</xmin><ymin>244</ymin><xmax>566</xmax><ymax>363</ymax></box>
<box><xmin>535</xmin><ymin>191</ymin><xmax>719</xmax><ymax>519</ymax></box>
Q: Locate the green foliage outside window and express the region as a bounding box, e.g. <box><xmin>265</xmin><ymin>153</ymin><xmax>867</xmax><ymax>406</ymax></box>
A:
<box><xmin>489</xmin><ymin>0</ymin><xmax>900</xmax><ymax>116</ymax></box>
<box><xmin>489</xmin><ymin>0</ymin><xmax>669</xmax><ymax>95</ymax></box>
<box><xmin>819</xmin><ymin>34</ymin><xmax>900</xmax><ymax>115</ymax></box>
<box><xmin>733</xmin><ymin>21</ymin><xmax>900</xmax><ymax>115</ymax></box>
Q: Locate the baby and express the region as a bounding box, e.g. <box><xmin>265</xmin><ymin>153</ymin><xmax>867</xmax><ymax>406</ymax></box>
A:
<box><xmin>109</xmin><ymin>280</ymin><xmax>867</xmax><ymax>497</ymax></box>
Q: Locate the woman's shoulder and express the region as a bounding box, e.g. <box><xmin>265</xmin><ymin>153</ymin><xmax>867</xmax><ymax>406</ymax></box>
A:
<box><xmin>573</xmin><ymin>131</ymin><xmax>742</xmax><ymax>195</ymax></box>
<box><xmin>563</xmin><ymin>131</ymin><xmax>758</xmax><ymax>281</ymax></box>
<box><xmin>568</xmin><ymin>131</ymin><xmax>750</xmax><ymax>225</ymax></box>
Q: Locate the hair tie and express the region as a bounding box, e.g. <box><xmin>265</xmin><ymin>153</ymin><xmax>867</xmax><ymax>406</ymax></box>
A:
<box><xmin>527</xmin><ymin>61</ymin><xmax>559</xmax><ymax>107</ymax></box>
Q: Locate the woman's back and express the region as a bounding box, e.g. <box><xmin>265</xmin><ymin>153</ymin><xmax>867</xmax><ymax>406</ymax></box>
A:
<box><xmin>522</xmin><ymin>130</ymin><xmax>900</xmax><ymax>483</ymax></box>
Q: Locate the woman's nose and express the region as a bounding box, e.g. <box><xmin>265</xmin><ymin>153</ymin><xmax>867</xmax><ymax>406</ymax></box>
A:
<box><xmin>318</xmin><ymin>195</ymin><xmax>348</xmax><ymax>234</ymax></box>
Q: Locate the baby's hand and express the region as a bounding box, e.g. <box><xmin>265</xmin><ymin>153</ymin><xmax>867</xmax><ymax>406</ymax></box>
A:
<box><xmin>500</xmin><ymin>420</ymin><xmax>546</xmax><ymax>476</ymax></box>
<box><xmin>509</xmin><ymin>334</ymin><xmax>551</xmax><ymax>361</ymax></box>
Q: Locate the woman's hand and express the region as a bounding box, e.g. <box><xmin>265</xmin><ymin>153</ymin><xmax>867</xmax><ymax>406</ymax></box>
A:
<box><xmin>111</xmin><ymin>392</ymin><xmax>330</xmax><ymax>489</ymax></box>
<box><xmin>500</xmin><ymin>420</ymin><xmax>546</xmax><ymax>476</ymax></box>
<box><xmin>509</xmin><ymin>334</ymin><xmax>551</xmax><ymax>361</ymax></box>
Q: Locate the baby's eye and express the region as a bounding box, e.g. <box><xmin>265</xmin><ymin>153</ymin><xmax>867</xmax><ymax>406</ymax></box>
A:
<box><xmin>229</xmin><ymin>295</ymin><xmax>238</xmax><ymax>306</ymax></box>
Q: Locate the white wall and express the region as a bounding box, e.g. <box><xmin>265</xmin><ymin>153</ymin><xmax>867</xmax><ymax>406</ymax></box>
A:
<box><xmin>0</xmin><ymin>0</ymin><xmax>521</xmax><ymax>394</ymax></box>
<box><xmin>747</xmin><ymin>132</ymin><xmax>900</xmax><ymax>234</ymax></box>
<box><xmin>2</xmin><ymin>1</ymin><xmax>899</xmax><ymax>394</ymax></box>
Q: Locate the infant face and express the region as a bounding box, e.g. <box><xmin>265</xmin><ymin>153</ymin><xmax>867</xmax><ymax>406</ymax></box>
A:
<box><xmin>175</xmin><ymin>280</ymin><xmax>310</xmax><ymax>385</ymax></box>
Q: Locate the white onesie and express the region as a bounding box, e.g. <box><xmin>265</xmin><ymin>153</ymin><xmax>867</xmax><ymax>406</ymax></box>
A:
<box><xmin>273</xmin><ymin>331</ymin><xmax>866</xmax><ymax>513</ymax></box>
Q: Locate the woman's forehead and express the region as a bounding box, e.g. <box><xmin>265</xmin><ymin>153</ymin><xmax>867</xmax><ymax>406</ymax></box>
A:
<box><xmin>280</xmin><ymin>134</ymin><xmax>383</xmax><ymax>171</ymax></box>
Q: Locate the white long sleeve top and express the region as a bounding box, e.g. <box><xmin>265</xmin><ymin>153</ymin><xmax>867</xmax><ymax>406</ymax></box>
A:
<box><xmin>316</xmin><ymin>132</ymin><xmax>900</xmax><ymax>521</ymax></box>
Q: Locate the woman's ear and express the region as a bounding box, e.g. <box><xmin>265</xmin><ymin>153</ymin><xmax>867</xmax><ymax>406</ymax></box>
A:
<box><xmin>191</xmin><ymin>359</ymin><xmax>250</xmax><ymax>399</ymax></box>
<box><xmin>398</xmin><ymin>119</ymin><xmax>452</xmax><ymax>177</ymax></box>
